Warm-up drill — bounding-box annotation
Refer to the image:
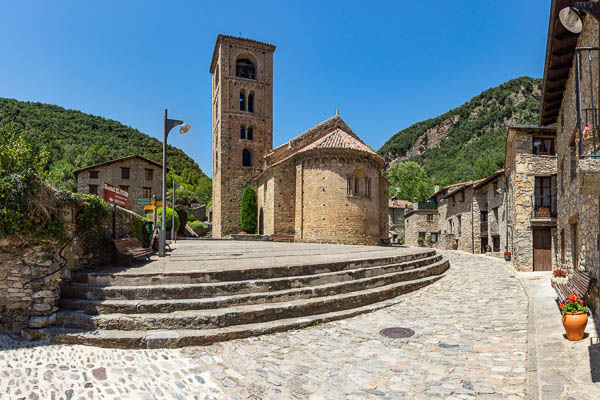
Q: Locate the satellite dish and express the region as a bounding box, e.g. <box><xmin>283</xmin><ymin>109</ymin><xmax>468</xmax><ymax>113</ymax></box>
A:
<box><xmin>559</xmin><ymin>7</ymin><xmax>583</xmax><ymax>34</ymax></box>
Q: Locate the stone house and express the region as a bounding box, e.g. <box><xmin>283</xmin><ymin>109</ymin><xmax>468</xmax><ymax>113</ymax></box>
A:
<box><xmin>405</xmin><ymin>170</ymin><xmax>507</xmax><ymax>255</ymax></box>
<box><xmin>256</xmin><ymin>115</ymin><xmax>390</xmax><ymax>246</ymax></box>
<box><xmin>74</xmin><ymin>155</ymin><xmax>164</xmax><ymax>216</ymax></box>
<box><xmin>505</xmin><ymin>126</ymin><xmax>558</xmax><ymax>271</ymax></box>
<box><xmin>538</xmin><ymin>0</ymin><xmax>600</xmax><ymax>312</ymax></box>
<box><xmin>210</xmin><ymin>35</ymin><xmax>389</xmax><ymax>244</ymax></box>
<box><xmin>388</xmin><ymin>197</ymin><xmax>410</xmax><ymax>243</ymax></box>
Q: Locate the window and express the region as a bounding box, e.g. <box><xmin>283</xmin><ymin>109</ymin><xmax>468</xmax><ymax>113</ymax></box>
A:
<box><xmin>457</xmin><ymin>216</ymin><xmax>462</xmax><ymax>235</ymax></box>
<box><xmin>427</xmin><ymin>214</ymin><xmax>433</xmax><ymax>222</ymax></box>
<box><xmin>431</xmin><ymin>233</ymin><xmax>438</xmax><ymax>243</ymax></box>
<box><xmin>534</xmin><ymin>176</ymin><xmax>553</xmax><ymax>217</ymax></box>
<box><xmin>560</xmin><ymin>229</ymin><xmax>565</xmax><ymax>264</ymax></box>
<box><xmin>242</xmin><ymin>149</ymin><xmax>252</xmax><ymax>167</ymax></box>
<box><xmin>364</xmin><ymin>177</ymin><xmax>371</xmax><ymax>198</ymax></box>
<box><xmin>480</xmin><ymin>211</ymin><xmax>488</xmax><ymax>223</ymax></box>
<box><xmin>247</xmin><ymin>127</ymin><xmax>254</xmax><ymax>140</ymax></box>
<box><xmin>354</xmin><ymin>176</ymin><xmax>360</xmax><ymax>196</ymax></box>
<box><xmin>458</xmin><ymin>191</ymin><xmax>464</xmax><ymax>202</ymax></box>
<box><xmin>240</xmin><ymin>126</ymin><xmax>246</xmax><ymax>139</ymax></box>
<box><xmin>493</xmin><ymin>207</ymin><xmax>499</xmax><ymax>221</ymax></box>
<box><xmin>418</xmin><ymin>232</ymin><xmax>426</xmax><ymax>240</ymax></box>
<box><xmin>89</xmin><ymin>171</ymin><xmax>99</xmax><ymax>179</ymax></box>
<box><xmin>570</xmin><ymin>144</ymin><xmax>577</xmax><ymax>180</ymax></box>
<box><xmin>119</xmin><ymin>185</ymin><xmax>129</xmax><ymax>192</ymax></box>
<box><xmin>236</xmin><ymin>58</ymin><xmax>256</xmax><ymax>79</ymax></box>
<box><xmin>240</xmin><ymin>91</ymin><xmax>246</xmax><ymax>111</ymax></box>
<box><xmin>248</xmin><ymin>93</ymin><xmax>255</xmax><ymax>113</ymax></box>
<box><xmin>145</xmin><ymin>169</ymin><xmax>153</xmax><ymax>181</ymax></box>
<box><xmin>532</xmin><ymin>137</ymin><xmax>555</xmax><ymax>155</ymax></box>
<box><xmin>88</xmin><ymin>184</ymin><xmax>98</xmax><ymax>195</ymax></box>
<box><xmin>448</xmin><ymin>219</ymin><xmax>453</xmax><ymax>233</ymax></box>
<box><xmin>493</xmin><ymin>181</ymin><xmax>498</xmax><ymax>196</ymax></box>
<box><xmin>121</xmin><ymin>167</ymin><xmax>130</xmax><ymax>179</ymax></box>
<box><xmin>143</xmin><ymin>187</ymin><xmax>152</xmax><ymax>198</ymax></box>
<box><xmin>347</xmin><ymin>177</ymin><xmax>352</xmax><ymax>195</ymax></box>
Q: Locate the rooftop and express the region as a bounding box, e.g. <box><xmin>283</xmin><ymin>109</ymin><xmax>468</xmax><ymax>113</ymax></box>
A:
<box><xmin>73</xmin><ymin>154</ymin><xmax>167</xmax><ymax>175</ymax></box>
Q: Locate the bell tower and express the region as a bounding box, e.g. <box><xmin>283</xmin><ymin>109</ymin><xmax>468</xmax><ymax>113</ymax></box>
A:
<box><xmin>210</xmin><ymin>35</ymin><xmax>275</xmax><ymax>237</ymax></box>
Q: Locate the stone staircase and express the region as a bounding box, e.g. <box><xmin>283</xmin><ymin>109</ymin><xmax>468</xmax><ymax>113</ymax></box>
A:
<box><xmin>42</xmin><ymin>249</ymin><xmax>449</xmax><ymax>348</ymax></box>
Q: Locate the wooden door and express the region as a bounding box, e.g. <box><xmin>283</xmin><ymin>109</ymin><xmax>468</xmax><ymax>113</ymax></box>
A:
<box><xmin>533</xmin><ymin>228</ymin><xmax>552</xmax><ymax>271</ymax></box>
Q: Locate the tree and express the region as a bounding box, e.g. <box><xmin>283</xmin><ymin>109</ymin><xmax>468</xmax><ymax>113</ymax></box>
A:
<box><xmin>240</xmin><ymin>186</ymin><xmax>257</xmax><ymax>233</ymax></box>
<box><xmin>156</xmin><ymin>207</ymin><xmax>180</xmax><ymax>233</ymax></box>
<box><xmin>386</xmin><ymin>161</ymin><xmax>434</xmax><ymax>202</ymax></box>
<box><xmin>0</xmin><ymin>126</ymin><xmax>49</xmax><ymax>176</ymax></box>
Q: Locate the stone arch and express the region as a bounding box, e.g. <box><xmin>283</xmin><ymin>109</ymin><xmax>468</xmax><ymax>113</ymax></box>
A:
<box><xmin>236</xmin><ymin>57</ymin><xmax>256</xmax><ymax>80</ymax></box>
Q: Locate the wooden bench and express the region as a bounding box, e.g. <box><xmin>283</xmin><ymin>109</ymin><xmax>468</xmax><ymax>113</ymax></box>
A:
<box><xmin>552</xmin><ymin>269</ymin><xmax>594</xmax><ymax>304</ymax></box>
<box><xmin>113</xmin><ymin>237</ymin><xmax>153</xmax><ymax>266</ymax></box>
<box><xmin>271</xmin><ymin>234</ymin><xmax>294</xmax><ymax>243</ymax></box>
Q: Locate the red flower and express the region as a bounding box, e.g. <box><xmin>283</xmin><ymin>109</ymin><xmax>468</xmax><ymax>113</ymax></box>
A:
<box><xmin>569</xmin><ymin>293</ymin><xmax>577</xmax><ymax>303</ymax></box>
<box><xmin>580</xmin><ymin>299</ymin><xmax>584</xmax><ymax>305</ymax></box>
<box><xmin>559</xmin><ymin>304</ymin><xmax>564</xmax><ymax>309</ymax></box>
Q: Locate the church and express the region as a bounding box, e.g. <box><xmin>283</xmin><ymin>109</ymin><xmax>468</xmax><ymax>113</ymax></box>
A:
<box><xmin>210</xmin><ymin>35</ymin><xmax>389</xmax><ymax>245</ymax></box>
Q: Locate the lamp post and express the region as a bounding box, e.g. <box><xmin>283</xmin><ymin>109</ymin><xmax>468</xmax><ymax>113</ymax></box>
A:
<box><xmin>160</xmin><ymin>109</ymin><xmax>191</xmax><ymax>257</ymax></box>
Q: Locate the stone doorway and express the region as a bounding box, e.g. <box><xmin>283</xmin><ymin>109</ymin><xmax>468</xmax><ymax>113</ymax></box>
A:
<box><xmin>533</xmin><ymin>228</ymin><xmax>552</xmax><ymax>271</ymax></box>
<box><xmin>480</xmin><ymin>237</ymin><xmax>488</xmax><ymax>253</ymax></box>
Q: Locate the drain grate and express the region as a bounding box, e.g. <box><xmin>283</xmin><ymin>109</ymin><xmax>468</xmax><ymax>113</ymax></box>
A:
<box><xmin>379</xmin><ymin>327</ymin><xmax>415</xmax><ymax>339</ymax></box>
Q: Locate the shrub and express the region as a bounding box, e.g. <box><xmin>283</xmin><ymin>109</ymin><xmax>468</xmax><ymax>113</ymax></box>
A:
<box><xmin>188</xmin><ymin>220</ymin><xmax>208</xmax><ymax>229</ymax></box>
<box><xmin>188</xmin><ymin>213</ymin><xmax>196</xmax><ymax>222</ymax></box>
<box><xmin>156</xmin><ymin>207</ymin><xmax>180</xmax><ymax>233</ymax></box>
<box><xmin>240</xmin><ymin>186</ymin><xmax>257</xmax><ymax>234</ymax></box>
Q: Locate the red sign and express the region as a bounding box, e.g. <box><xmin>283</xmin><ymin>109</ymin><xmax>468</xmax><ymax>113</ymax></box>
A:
<box><xmin>103</xmin><ymin>182</ymin><xmax>130</xmax><ymax>208</ymax></box>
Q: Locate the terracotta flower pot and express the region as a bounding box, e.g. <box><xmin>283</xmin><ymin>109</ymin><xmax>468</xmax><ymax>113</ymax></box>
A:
<box><xmin>562</xmin><ymin>312</ymin><xmax>588</xmax><ymax>341</ymax></box>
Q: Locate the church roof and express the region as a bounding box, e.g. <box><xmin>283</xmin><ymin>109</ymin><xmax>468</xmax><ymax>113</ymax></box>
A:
<box><xmin>299</xmin><ymin>128</ymin><xmax>376</xmax><ymax>154</ymax></box>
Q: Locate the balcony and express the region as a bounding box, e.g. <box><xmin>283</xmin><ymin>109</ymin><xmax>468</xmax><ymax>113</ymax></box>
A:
<box><xmin>532</xmin><ymin>195</ymin><xmax>557</xmax><ymax>220</ymax></box>
<box><xmin>573</xmin><ymin>48</ymin><xmax>600</xmax><ymax>195</ymax></box>
<box><xmin>480</xmin><ymin>222</ymin><xmax>488</xmax><ymax>236</ymax></box>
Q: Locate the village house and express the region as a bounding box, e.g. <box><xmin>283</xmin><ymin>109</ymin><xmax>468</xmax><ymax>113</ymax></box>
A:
<box><xmin>505</xmin><ymin>125</ymin><xmax>558</xmax><ymax>271</ymax></box>
<box><xmin>210</xmin><ymin>35</ymin><xmax>389</xmax><ymax>244</ymax></box>
<box><xmin>74</xmin><ymin>154</ymin><xmax>164</xmax><ymax>216</ymax></box>
<box><xmin>538</xmin><ymin>0</ymin><xmax>600</xmax><ymax>313</ymax></box>
<box><xmin>388</xmin><ymin>196</ymin><xmax>411</xmax><ymax>243</ymax></box>
<box><xmin>405</xmin><ymin>170</ymin><xmax>507</xmax><ymax>255</ymax></box>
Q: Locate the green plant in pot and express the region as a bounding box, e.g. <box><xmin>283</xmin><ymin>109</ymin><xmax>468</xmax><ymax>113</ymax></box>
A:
<box><xmin>417</xmin><ymin>237</ymin><xmax>424</xmax><ymax>247</ymax></box>
<box><xmin>560</xmin><ymin>293</ymin><xmax>589</xmax><ymax>341</ymax></box>
<box><xmin>426</xmin><ymin>235</ymin><xmax>434</xmax><ymax>247</ymax></box>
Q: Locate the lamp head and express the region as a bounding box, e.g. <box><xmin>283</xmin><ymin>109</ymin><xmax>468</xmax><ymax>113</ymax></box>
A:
<box><xmin>179</xmin><ymin>123</ymin><xmax>191</xmax><ymax>134</ymax></box>
<box><xmin>559</xmin><ymin>7</ymin><xmax>583</xmax><ymax>33</ymax></box>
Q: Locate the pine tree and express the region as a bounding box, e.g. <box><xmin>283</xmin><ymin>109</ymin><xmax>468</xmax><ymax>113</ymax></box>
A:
<box><xmin>240</xmin><ymin>186</ymin><xmax>257</xmax><ymax>233</ymax></box>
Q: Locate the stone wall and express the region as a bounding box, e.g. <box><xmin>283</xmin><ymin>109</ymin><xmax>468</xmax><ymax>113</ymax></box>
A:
<box><xmin>76</xmin><ymin>156</ymin><xmax>162</xmax><ymax>216</ymax></box>
<box><xmin>554</xmin><ymin>15</ymin><xmax>600</xmax><ymax>317</ymax></box>
<box><xmin>0</xmin><ymin>205</ymin><xmax>142</xmax><ymax>335</ymax></box>
<box><xmin>211</xmin><ymin>36</ymin><xmax>275</xmax><ymax>237</ymax></box>
<box><xmin>404</xmin><ymin>210</ymin><xmax>439</xmax><ymax>247</ymax></box>
<box><xmin>441</xmin><ymin>187</ymin><xmax>475</xmax><ymax>252</ymax></box>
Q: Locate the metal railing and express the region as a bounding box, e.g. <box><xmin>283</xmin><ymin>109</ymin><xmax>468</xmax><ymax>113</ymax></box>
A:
<box><xmin>575</xmin><ymin>48</ymin><xmax>600</xmax><ymax>158</ymax></box>
<box><xmin>532</xmin><ymin>195</ymin><xmax>557</xmax><ymax>218</ymax></box>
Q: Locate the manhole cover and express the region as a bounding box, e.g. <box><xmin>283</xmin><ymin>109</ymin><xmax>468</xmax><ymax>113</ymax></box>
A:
<box><xmin>379</xmin><ymin>327</ymin><xmax>415</xmax><ymax>338</ymax></box>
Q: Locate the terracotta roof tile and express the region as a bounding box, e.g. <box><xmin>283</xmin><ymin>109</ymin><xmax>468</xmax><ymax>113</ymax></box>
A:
<box><xmin>299</xmin><ymin>128</ymin><xmax>376</xmax><ymax>154</ymax></box>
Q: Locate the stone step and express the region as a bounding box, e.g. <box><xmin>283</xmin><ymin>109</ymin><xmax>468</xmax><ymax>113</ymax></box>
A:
<box><xmin>55</xmin><ymin>272</ymin><xmax>447</xmax><ymax>331</ymax></box>
<box><xmin>70</xmin><ymin>250</ymin><xmax>437</xmax><ymax>286</ymax></box>
<box><xmin>62</xmin><ymin>254</ymin><xmax>444</xmax><ymax>301</ymax></box>
<box><xmin>42</xmin><ymin>295</ymin><xmax>408</xmax><ymax>349</ymax></box>
<box><xmin>59</xmin><ymin>258</ymin><xmax>449</xmax><ymax>313</ymax></box>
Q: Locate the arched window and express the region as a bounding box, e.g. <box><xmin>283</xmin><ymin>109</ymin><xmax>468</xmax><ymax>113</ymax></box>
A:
<box><xmin>242</xmin><ymin>149</ymin><xmax>252</xmax><ymax>167</ymax></box>
<box><xmin>240</xmin><ymin>126</ymin><xmax>246</xmax><ymax>139</ymax></box>
<box><xmin>236</xmin><ymin>58</ymin><xmax>256</xmax><ymax>79</ymax></box>
<box><xmin>247</xmin><ymin>127</ymin><xmax>254</xmax><ymax>140</ymax></box>
<box><xmin>248</xmin><ymin>92</ymin><xmax>255</xmax><ymax>113</ymax></box>
<box><xmin>240</xmin><ymin>90</ymin><xmax>246</xmax><ymax>111</ymax></box>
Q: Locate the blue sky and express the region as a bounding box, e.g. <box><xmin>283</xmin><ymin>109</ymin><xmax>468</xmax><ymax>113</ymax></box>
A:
<box><xmin>0</xmin><ymin>1</ymin><xmax>550</xmax><ymax>177</ymax></box>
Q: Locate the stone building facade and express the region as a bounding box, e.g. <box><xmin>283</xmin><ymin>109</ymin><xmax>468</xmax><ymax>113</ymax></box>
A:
<box><xmin>74</xmin><ymin>155</ymin><xmax>164</xmax><ymax>216</ymax></box>
<box><xmin>256</xmin><ymin>115</ymin><xmax>389</xmax><ymax>245</ymax></box>
<box><xmin>505</xmin><ymin>126</ymin><xmax>558</xmax><ymax>271</ymax></box>
<box><xmin>210</xmin><ymin>35</ymin><xmax>275</xmax><ymax>237</ymax></box>
<box><xmin>538</xmin><ymin>0</ymin><xmax>600</xmax><ymax>313</ymax></box>
<box><xmin>388</xmin><ymin>197</ymin><xmax>410</xmax><ymax>243</ymax></box>
<box><xmin>404</xmin><ymin>170</ymin><xmax>507</xmax><ymax>255</ymax></box>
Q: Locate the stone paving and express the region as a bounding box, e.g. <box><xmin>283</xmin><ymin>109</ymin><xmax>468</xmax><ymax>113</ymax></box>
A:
<box><xmin>0</xmin><ymin>250</ymin><xmax>531</xmax><ymax>399</ymax></box>
<box><xmin>520</xmin><ymin>271</ymin><xmax>600</xmax><ymax>400</ymax></box>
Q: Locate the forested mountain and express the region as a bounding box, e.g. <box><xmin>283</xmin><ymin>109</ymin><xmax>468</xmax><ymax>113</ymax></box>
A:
<box><xmin>378</xmin><ymin>76</ymin><xmax>542</xmax><ymax>186</ymax></box>
<box><xmin>0</xmin><ymin>98</ymin><xmax>210</xmax><ymax>203</ymax></box>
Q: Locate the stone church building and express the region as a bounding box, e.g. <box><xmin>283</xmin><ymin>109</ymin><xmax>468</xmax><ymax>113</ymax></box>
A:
<box><xmin>210</xmin><ymin>35</ymin><xmax>389</xmax><ymax>244</ymax></box>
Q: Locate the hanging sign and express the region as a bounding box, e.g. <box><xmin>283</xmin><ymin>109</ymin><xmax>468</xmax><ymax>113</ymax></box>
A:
<box><xmin>103</xmin><ymin>182</ymin><xmax>130</xmax><ymax>208</ymax></box>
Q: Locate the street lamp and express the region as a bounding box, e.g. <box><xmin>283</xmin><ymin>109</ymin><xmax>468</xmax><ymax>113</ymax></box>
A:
<box><xmin>160</xmin><ymin>109</ymin><xmax>191</xmax><ymax>257</ymax></box>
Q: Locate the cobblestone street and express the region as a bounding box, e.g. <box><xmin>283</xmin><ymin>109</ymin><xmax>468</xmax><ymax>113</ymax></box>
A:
<box><xmin>0</xmin><ymin>251</ymin><xmax>530</xmax><ymax>399</ymax></box>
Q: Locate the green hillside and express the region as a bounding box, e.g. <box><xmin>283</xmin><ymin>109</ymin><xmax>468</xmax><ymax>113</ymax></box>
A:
<box><xmin>0</xmin><ymin>98</ymin><xmax>210</xmax><ymax>204</ymax></box>
<box><xmin>378</xmin><ymin>76</ymin><xmax>542</xmax><ymax>186</ymax></box>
